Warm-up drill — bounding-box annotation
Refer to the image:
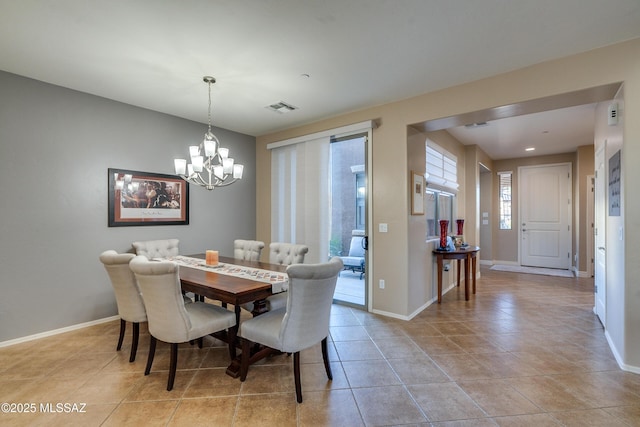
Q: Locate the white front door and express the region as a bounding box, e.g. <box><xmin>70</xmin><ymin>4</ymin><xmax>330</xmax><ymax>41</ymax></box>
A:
<box><xmin>594</xmin><ymin>146</ymin><xmax>606</xmax><ymax>325</ymax></box>
<box><xmin>519</xmin><ymin>163</ymin><xmax>572</xmax><ymax>269</ymax></box>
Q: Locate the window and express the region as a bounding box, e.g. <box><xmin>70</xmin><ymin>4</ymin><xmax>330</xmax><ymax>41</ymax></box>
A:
<box><xmin>425</xmin><ymin>140</ymin><xmax>458</xmax><ymax>237</ymax></box>
<box><xmin>498</xmin><ymin>171</ymin><xmax>512</xmax><ymax>229</ymax></box>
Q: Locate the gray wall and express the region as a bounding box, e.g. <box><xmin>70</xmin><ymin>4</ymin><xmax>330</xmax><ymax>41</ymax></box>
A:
<box><xmin>0</xmin><ymin>71</ymin><xmax>256</xmax><ymax>342</ymax></box>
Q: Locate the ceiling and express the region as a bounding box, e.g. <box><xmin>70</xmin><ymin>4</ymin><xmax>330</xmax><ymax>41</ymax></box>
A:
<box><xmin>1</xmin><ymin>1</ymin><xmax>639</xmax><ymax>158</ymax></box>
<box><xmin>447</xmin><ymin>103</ymin><xmax>601</xmax><ymax>160</ymax></box>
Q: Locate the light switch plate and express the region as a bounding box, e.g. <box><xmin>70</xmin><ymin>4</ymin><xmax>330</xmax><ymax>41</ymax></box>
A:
<box><xmin>379</xmin><ymin>223</ymin><xmax>388</xmax><ymax>232</ymax></box>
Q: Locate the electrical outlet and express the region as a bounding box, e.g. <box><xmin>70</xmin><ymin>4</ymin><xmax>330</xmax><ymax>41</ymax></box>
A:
<box><xmin>379</xmin><ymin>279</ymin><xmax>385</xmax><ymax>289</ymax></box>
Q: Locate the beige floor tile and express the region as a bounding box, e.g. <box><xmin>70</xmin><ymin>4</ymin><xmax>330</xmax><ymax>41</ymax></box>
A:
<box><xmin>234</xmin><ymin>394</ymin><xmax>298</xmax><ymax>427</ymax></box>
<box><xmin>101</xmin><ymin>400</ymin><xmax>179</xmax><ymax>427</ymax></box>
<box><xmin>429</xmin><ymin>353</ymin><xmax>495</xmax><ymax>380</ymax></box>
<box><xmin>167</xmin><ymin>396</ymin><xmax>238</xmax><ymax>426</ymax></box>
<box><xmin>457</xmin><ymin>379</ymin><xmax>540</xmax><ymax>416</ymax></box>
<box><xmin>333</xmin><ymin>340</ymin><xmax>382</xmax><ymax>361</ymax></box>
<box><xmin>352</xmin><ymin>385</ymin><xmax>427</xmax><ymax>425</ymax></box>
<box><xmin>603</xmin><ymin>405</ymin><xmax>640</xmax><ymax>426</ymax></box>
<box><xmin>329</xmin><ymin>325</ymin><xmax>370</xmax><ymax>341</ymax></box>
<box><xmin>373</xmin><ymin>336</ymin><xmax>425</xmax><ymax>359</ymax></box>
<box><xmin>183</xmin><ymin>367</ymin><xmax>242</xmax><ymax>398</ymax></box>
<box><xmin>507</xmin><ymin>376</ymin><xmax>591</xmax><ymax>412</ymax></box>
<box><xmin>298</xmin><ymin>389</ymin><xmax>364</xmax><ymax>426</ymax></box>
<box><xmin>492</xmin><ymin>413</ymin><xmax>562</xmax><ymax>426</ymax></box>
<box><xmin>300</xmin><ymin>361</ymin><xmax>350</xmax><ymax>392</ymax></box>
<box><xmin>413</xmin><ymin>335</ymin><xmax>466</xmax><ymax>355</ymax></box>
<box><xmin>387</xmin><ymin>354</ymin><xmax>450</xmax><ymax>384</ymax></box>
<box><xmin>408</xmin><ymin>382</ymin><xmax>486</xmax><ymax>422</ymax></box>
<box><xmin>238</xmin><ymin>363</ymin><xmax>295</xmax><ymax>395</ymax></box>
<box><xmin>341</xmin><ymin>359</ymin><xmax>401</xmax><ymax>388</ymax></box>
<box><xmin>550</xmin><ymin>408</ymin><xmax>631</xmax><ymax>426</ymax></box>
<box><xmin>67</xmin><ymin>372</ymin><xmax>144</xmax><ymax>404</ymax></box>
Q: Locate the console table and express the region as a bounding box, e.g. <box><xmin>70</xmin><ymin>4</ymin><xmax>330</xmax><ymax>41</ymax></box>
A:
<box><xmin>432</xmin><ymin>246</ymin><xmax>480</xmax><ymax>303</ymax></box>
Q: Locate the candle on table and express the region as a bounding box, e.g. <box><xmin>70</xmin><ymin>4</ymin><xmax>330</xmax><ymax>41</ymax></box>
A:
<box><xmin>206</xmin><ymin>250</ymin><xmax>219</xmax><ymax>266</ymax></box>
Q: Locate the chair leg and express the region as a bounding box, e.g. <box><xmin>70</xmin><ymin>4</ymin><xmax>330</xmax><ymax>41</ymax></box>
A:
<box><xmin>167</xmin><ymin>343</ymin><xmax>178</xmax><ymax>391</ymax></box>
<box><xmin>293</xmin><ymin>351</ymin><xmax>303</xmax><ymax>403</ymax></box>
<box><xmin>321</xmin><ymin>337</ymin><xmax>333</xmax><ymax>380</ymax></box>
<box><xmin>145</xmin><ymin>336</ymin><xmax>157</xmax><ymax>375</ymax></box>
<box><xmin>129</xmin><ymin>322</ymin><xmax>140</xmax><ymax>362</ymax></box>
<box><xmin>117</xmin><ymin>319</ymin><xmax>126</xmax><ymax>351</ymax></box>
<box><xmin>227</xmin><ymin>325</ymin><xmax>238</xmax><ymax>360</ymax></box>
<box><xmin>240</xmin><ymin>338</ymin><xmax>251</xmax><ymax>381</ymax></box>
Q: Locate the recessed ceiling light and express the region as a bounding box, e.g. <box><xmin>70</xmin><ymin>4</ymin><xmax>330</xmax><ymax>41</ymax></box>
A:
<box><xmin>525</xmin><ymin>147</ymin><xmax>535</xmax><ymax>152</ymax></box>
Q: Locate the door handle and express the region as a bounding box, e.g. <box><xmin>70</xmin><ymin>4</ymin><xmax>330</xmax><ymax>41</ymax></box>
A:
<box><xmin>362</xmin><ymin>236</ymin><xmax>369</xmax><ymax>251</ymax></box>
<box><xmin>598</xmin><ymin>246</ymin><xmax>605</xmax><ymax>251</ymax></box>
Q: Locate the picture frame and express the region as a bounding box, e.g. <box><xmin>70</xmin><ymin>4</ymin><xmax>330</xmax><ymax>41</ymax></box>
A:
<box><xmin>411</xmin><ymin>171</ymin><xmax>425</xmax><ymax>215</ymax></box>
<box><xmin>108</xmin><ymin>168</ymin><xmax>189</xmax><ymax>227</ymax></box>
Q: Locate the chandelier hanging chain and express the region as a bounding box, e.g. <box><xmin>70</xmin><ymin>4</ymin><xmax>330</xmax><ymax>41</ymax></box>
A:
<box><xmin>173</xmin><ymin>76</ymin><xmax>244</xmax><ymax>191</ymax></box>
<box><xmin>205</xmin><ymin>76</ymin><xmax>214</xmax><ymax>138</ymax></box>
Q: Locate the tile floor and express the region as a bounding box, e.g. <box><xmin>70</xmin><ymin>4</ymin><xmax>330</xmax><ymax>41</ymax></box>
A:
<box><xmin>1</xmin><ymin>267</ymin><xmax>640</xmax><ymax>426</ymax></box>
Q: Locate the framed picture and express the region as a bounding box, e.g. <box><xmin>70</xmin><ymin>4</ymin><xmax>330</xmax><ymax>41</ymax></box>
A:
<box><xmin>411</xmin><ymin>171</ymin><xmax>425</xmax><ymax>215</ymax></box>
<box><xmin>608</xmin><ymin>150</ymin><xmax>621</xmax><ymax>216</ymax></box>
<box><xmin>108</xmin><ymin>168</ymin><xmax>189</xmax><ymax>227</ymax></box>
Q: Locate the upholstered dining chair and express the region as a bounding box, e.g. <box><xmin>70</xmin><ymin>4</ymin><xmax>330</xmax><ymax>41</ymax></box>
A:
<box><xmin>262</xmin><ymin>242</ymin><xmax>309</xmax><ymax>312</ymax></box>
<box><xmin>129</xmin><ymin>255</ymin><xmax>236</xmax><ymax>391</ymax></box>
<box><xmin>132</xmin><ymin>238</ymin><xmax>180</xmax><ymax>259</ymax></box>
<box><xmin>99</xmin><ymin>250</ymin><xmax>146</xmax><ymax>363</ymax></box>
<box><xmin>234</xmin><ymin>239</ymin><xmax>265</xmax><ymax>261</ymax></box>
<box><xmin>239</xmin><ymin>257</ymin><xmax>343</xmax><ymax>403</ymax></box>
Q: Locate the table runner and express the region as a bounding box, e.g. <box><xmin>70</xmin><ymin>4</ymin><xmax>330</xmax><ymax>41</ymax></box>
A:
<box><xmin>164</xmin><ymin>255</ymin><xmax>289</xmax><ymax>293</ymax></box>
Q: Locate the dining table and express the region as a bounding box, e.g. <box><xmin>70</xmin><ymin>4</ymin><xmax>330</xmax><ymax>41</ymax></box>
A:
<box><xmin>175</xmin><ymin>254</ymin><xmax>288</xmax><ymax>377</ymax></box>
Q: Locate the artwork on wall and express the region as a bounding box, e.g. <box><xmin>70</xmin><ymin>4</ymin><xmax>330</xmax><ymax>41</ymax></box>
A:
<box><xmin>411</xmin><ymin>171</ymin><xmax>425</xmax><ymax>215</ymax></box>
<box><xmin>608</xmin><ymin>150</ymin><xmax>621</xmax><ymax>216</ymax></box>
<box><xmin>108</xmin><ymin>168</ymin><xmax>189</xmax><ymax>227</ymax></box>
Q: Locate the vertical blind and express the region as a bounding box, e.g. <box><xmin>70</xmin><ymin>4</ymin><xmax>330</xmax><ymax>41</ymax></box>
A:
<box><xmin>270</xmin><ymin>136</ymin><xmax>330</xmax><ymax>263</ymax></box>
<box><xmin>268</xmin><ymin>120</ymin><xmax>374</xmax><ymax>264</ymax></box>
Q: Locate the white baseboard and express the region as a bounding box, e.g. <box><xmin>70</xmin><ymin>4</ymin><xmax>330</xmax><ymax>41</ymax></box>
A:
<box><xmin>371</xmin><ymin>282</ymin><xmax>456</xmax><ymax>321</ymax></box>
<box><xmin>0</xmin><ymin>315</ymin><xmax>120</xmax><ymax>348</ymax></box>
<box><xmin>605</xmin><ymin>329</ymin><xmax>640</xmax><ymax>374</ymax></box>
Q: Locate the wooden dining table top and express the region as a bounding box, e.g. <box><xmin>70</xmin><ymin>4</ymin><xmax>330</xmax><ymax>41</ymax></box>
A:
<box><xmin>178</xmin><ymin>254</ymin><xmax>288</xmax><ymax>306</ymax></box>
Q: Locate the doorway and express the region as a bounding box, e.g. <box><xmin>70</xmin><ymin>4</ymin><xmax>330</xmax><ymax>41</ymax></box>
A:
<box><xmin>330</xmin><ymin>135</ymin><xmax>367</xmax><ymax>307</ymax></box>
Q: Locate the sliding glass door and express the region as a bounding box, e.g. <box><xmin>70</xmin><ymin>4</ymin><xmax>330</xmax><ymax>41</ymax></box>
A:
<box><xmin>330</xmin><ymin>135</ymin><xmax>367</xmax><ymax>307</ymax></box>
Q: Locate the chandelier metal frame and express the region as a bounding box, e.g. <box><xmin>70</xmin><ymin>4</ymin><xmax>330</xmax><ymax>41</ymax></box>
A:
<box><xmin>174</xmin><ymin>76</ymin><xmax>243</xmax><ymax>190</ymax></box>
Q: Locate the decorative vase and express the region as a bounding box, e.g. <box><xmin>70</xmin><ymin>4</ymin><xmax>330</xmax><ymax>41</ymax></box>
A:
<box><xmin>456</xmin><ymin>219</ymin><xmax>464</xmax><ymax>236</ymax></box>
<box><xmin>439</xmin><ymin>220</ymin><xmax>449</xmax><ymax>249</ymax></box>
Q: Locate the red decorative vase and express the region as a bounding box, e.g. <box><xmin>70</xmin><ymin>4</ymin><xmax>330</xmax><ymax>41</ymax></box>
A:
<box><xmin>439</xmin><ymin>220</ymin><xmax>449</xmax><ymax>249</ymax></box>
<box><xmin>456</xmin><ymin>219</ymin><xmax>464</xmax><ymax>236</ymax></box>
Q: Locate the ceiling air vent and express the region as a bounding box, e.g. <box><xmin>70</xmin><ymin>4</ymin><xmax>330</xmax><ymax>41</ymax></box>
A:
<box><xmin>464</xmin><ymin>122</ymin><xmax>488</xmax><ymax>128</ymax></box>
<box><xmin>266</xmin><ymin>101</ymin><xmax>298</xmax><ymax>114</ymax></box>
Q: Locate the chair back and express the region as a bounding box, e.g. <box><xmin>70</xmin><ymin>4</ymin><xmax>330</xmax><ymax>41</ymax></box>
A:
<box><xmin>269</xmin><ymin>242</ymin><xmax>309</xmax><ymax>266</ymax></box>
<box><xmin>129</xmin><ymin>255</ymin><xmax>191</xmax><ymax>343</ymax></box>
<box><xmin>234</xmin><ymin>239</ymin><xmax>265</xmax><ymax>261</ymax></box>
<box><xmin>99</xmin><ymin>250</ymin><xmax>146</xmax><ymax>323</ymax></box>
<box><xmin>348</xmin><ymin>230</ymin><xmax>365</xmax><ymax>257</ymax></box>
<box><xmin>279</xmin><ymin>257</ymin><xmax>343</xmax><ymax>352</ymax></box>
<box><xmin>132</xmin><ymin>239</ymin><xmax>180</xmax><ymax>259</ymax></box>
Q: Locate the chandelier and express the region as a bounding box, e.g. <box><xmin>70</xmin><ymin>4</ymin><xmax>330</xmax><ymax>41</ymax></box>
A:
<box><xmin>174</xmin><ymin>76</ymin><xmax>244</xmax><ymax>190</ymax></box>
